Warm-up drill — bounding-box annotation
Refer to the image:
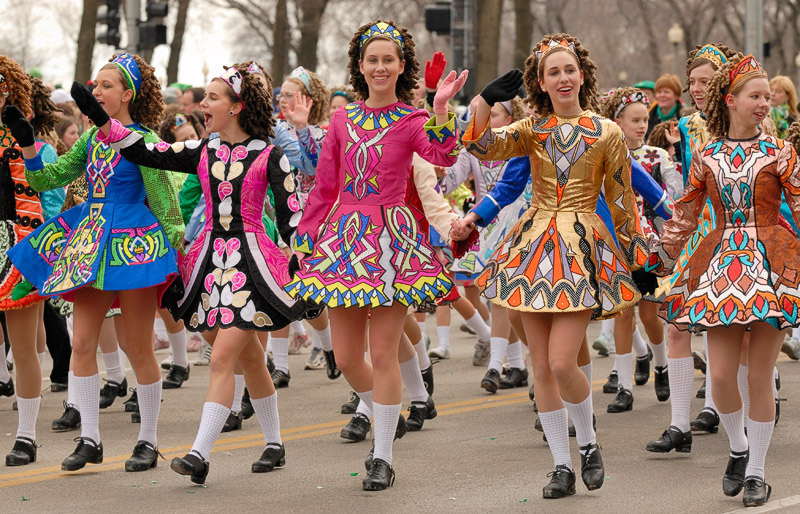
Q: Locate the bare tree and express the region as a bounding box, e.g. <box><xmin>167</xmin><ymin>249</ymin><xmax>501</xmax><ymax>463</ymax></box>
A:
<box><xmin>475</xmin><ymin>0</ymin><xmax>504</xmax><ymax>89</ymax></box>
<box><xmin>75</xmin><ymin>0</ymin><xmax>98</xmax><ymax>83</ymax></box>
<box><xmin>273</xmin><ymin>0</ymin><xmax>289</xmax><ymax>81</ymax></box>
<box><xmin>167</xmin><ymin>0</ymin><xmax>192</xmax><ymax>84</ymax></box>
<box><xmin>295</xmin><ymin>0</ymin><xmax>330</xmax><ymax>71</ymax></box>
<box><xmin>514</xmin><ymin>0</ymin><xmax>533</xmax><ymax>69</ymax></box>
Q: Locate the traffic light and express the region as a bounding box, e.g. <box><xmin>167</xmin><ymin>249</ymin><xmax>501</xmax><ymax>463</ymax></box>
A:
<box><xmin>425</xmin><ymin>1</ymin><xmax>452</xmax><ymax>35</ymax></box>
<box><xmin>96</xmin><ymin>0</ymin><xmax>121</xmax><ymax>48</ymax></box>
<box><xmin>140</xmin><ymin>1</ymin><xmax>169</xmax><ymax>49</ymax></box>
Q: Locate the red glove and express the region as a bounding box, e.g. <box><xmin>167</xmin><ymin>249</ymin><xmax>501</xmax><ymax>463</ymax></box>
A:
<box><xmin>425</xmin><ymin>51</ymin><xmax>447</xmax><ymax>90</ymax></box>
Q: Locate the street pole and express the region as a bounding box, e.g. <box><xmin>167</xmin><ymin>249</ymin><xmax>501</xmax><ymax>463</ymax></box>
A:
<box><xmin>744</xmin><ymin>0</ymin><xmax>763</xmax><ymax>62</ymax></box>
<box><xmin>126</xmin><ymin>0</ymin><xmax>141</xmax><ymax>54</ymax></box>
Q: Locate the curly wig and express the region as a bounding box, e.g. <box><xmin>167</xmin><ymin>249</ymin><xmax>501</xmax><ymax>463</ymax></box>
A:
<box><xmin>232</xmin><ymin>61</ymin><xmax>273</xmax><ymax>93</ymax></box>
<box><xmin>0</xmin><ymin>55</ymin><xmax>32</xmax><ymax>116</ymax></box>
<box><xmin>29</xmin><ymin>75</ymin><xmax>60</xmax><ymax>138</ymax></box>
<box><xmin>684</xmin><ymin>43</ymin><xmax>737</xmax><ymax>107</ymax></box>
<box><xmin>215</xmin><ymin>63</ymin><xmax>275</xmax><ymax>141</ymax></box>
<box><xmin>286</xmin><ymin>69</ymin><xmax>330</xmax><ymax>126</ymax></box>
<box><xmin>347</xmin><ymin>20</ymin><xmax>419</xmax><ymax>106</ymax></box>
<box><xmin>704</xmin><ymin>53</ymin><xmax>768</xmax><ymax>138</ymax></box>
<box><xmin>646</xmin><ymin>121</ymin><xmax>672</xmax><ymax>151</ymax></box>
<box><xmin>785</xmin><ymin>120</ymin><xmax>800</xmax><ymax>151</ymax></box>
<box><xmin>158</xmin><ymin>111</ymin><xmax>204</xmax><ymax>144</ymax></box>
<box><xmin>523</xmin><ymin>33</ymin><xmax>599</xmax><ymax>117</ymax></box>
<box><xmin>598</xmin><ymin>86</ymin><xmax>648</xmax><ymax>120</ymax></box>
<box><xmin>100</xmin><ymin>53</ymin><xmax>164</xmax><ymax>130</ymax></box>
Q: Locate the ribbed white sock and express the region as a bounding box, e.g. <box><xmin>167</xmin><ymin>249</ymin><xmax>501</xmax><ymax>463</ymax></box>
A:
<box><xmin>232</xmin><ymin>374</ymin><xmax>245</xmax><ymax>412</ymax></box>
<box><xmin>355</xmin><ymin>390</ymin><xmax>374</xmax><ymax>419</ymax></box>
<box><xmin>191</xmin><ymin>402</ymin><xmax>231</xmax><ymax>461</ymax></box>
<box><xmin>167</xmin><ymin>330</ymin><xmax>189</xmax><ymax>368</ymax></box>
<box><xmin>668</xmin><ymin>357</ymin><xmax>694</xmax><ymax>432</ymax></box>
<box><xmin>102</xmin><ymin>350</ymin><xmax>125</xmax><ymax>384</ymax></box>
<box><xmin>616</xmin><ymin>352</ymin><xmax>633</xmax><ymax>391</ymax></box>
<box><xmin>136</xmin><ymin>380</ymin><xmax>162</xmax><ymax>446</ymax></box>
<box><xmin>251</xmin><ymin>392</ymin><xmax>282</xmax><ymax>445</ymax></box>
<box><xmin>436</xmin><ymin>325</ymin><xmax>451</xmax><ymax>351</ymax></box>
<box><xmin>738</xmin><ymin>364</ymin><xmax>749</xmax><ymax>418</ymax></box>
<box><xmin>414</xmin><ymin>337</ymin><xmax>432</xmax><ymax>369</ymax></box>
<box><xmin>290</xmin><ymin>320</ymin><xmax>307</xmax><ymax>336</ymax></box>
<box><xmin>399</xmin><ymin>354</ymin><xmax>428</xmax><ymax>404</ymax></box>
<box><xmin>15</xmin><ymin>396</ymin><xmax>40</xmax><ymax>442</ymax></box>
<box><xmin>315</xmin><ymin>325</ymin><xmax>333</xmax><ymax>352</ymax></box>
<box><xmin>488</xmin><ymin>337</ymin><xmax>508</xmax><ymax>373</ymax></box>
<box><xmin>563</xmin><ymin>393</ymin><xmax>596</xmax><ymax>448</ymax></box>
<box><xmin>719</xmin><ymin>408</ymin><xmax>749</xmax><ymax>453</ymax></box>
<box><xmin>271</xmin><ymin>337</ymin><xmax>289</xmax><ymax>373</ymax></box>
<box><xmin>67</xmin><ymin>371</ymin><xmax>79</xmax><ymax>410</ymax></box>
<box><xmin>579</xmin><ymin>362</ymin><xmax>592</xmax><ymax>383</ymax></box>
<box><xmin>745</xmin><ymin>418</ymin><xmax>773</xmax><ymax>480</ymax></box>
<box><xmin>465</xmin><ymin>312</ymin><xmax>491</xmax><ymax>342</ymax></box>
<box><xmin>632</xmin><ymin>327</ymin><xmax>648</xmax><ymax>358</ymax></box>
<box><xmin>650</xmin><ymin>341</ymin><xmax>668</xmax><ymax>369</ymax></box>
<box><xmin>600</xmin><ymin>318</ymin><xmax>615</xmax><ymax>336</ymax></box>
<box><xmin>539</xmin><ymin>408</ymin><xmax>572</xmax><ymax>469</ymax></box>
<box><xmin>154</xmin><ymin>317</ymin><xmax>167</xmax><ymax>341</ymax></box>
<box><xmin>703</xmin><ymin>334</ymin><xmax>716</xmax><ymax>411</ymax></box>
<box><xmin>372</xmin><ymin>402</ymin><xmax>401</xmax><ymax>465</ymax></box>
<box><xmin>75</xmin><ymin>373</ymin><xmax>101</xmax><ymax>444</ymax></box>
<box><xmin>507</xmin><ymin>341</ymin><xmax>525</xmax><ymax>369</ymax></box>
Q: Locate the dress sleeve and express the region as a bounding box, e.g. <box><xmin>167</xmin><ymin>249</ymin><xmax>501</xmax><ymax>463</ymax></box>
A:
<box><xmin>659</xmin><ymin>148</ymin><xmax>683</xmax><ymax>199</ymax></box>
<box><xmin>35</xmin><ymin>143</ymin><xmax>66</xmax><ymax>220</ymax></box>
<box><xmin>650</xmin><ymin>147</ymin><xmax>708</xmax><ymax>273</ymax></box>
<box><xmin>179</xmin><ymin>174</ymin><xmax>203</xmax><ymax>225</ymax></box>
<box><xmin>437</xmin><ymin>148</ymin><xmax>473</xmax><ymax>195</ymax></box>
<box><xmin>462</xmin><ymin>117</ymin><xmax>533</xmax><ymax>162</ymax></box>
<box><xmin>24</xmin><ymin>129</ymin><xmax>91</xmax><ymax>191</ymax></box>
<box><xmin>777</xmin><ymin>141</ymin><xmax>800</xmax><ymax>231</ymax></box>
<box><xmin>294</xmin><ymin>110</ymin><xmax>342</xmax><ymax>254</ymax></box>
<box><xmin>410</xmin><ymin>111</ymin><xmax>459</xmax><ymax>167</ymax></box>
<box><xmin>631</xmin><ymin>158</ymin><xmax>674</xmax><ymax>220</ymax></box>
<box><xmin>266</xmin><ymin>146</ymin><xmax>302</xmax><ymax>246</ymax></box>
<box><xmin>272</xmin><ymin>122</ymin><xmax>315</xmax><ymax>175</ymax></box>
<box><xmin>293</xmin><ymin>125</ymin><xmax>326</xmax><ymax>176</ymax></box>
<box><xmin>412</xmin><ymin>153</ymin><xmax>458</xmax><ymax>243</ymax></box>
<box><xmin>602</xmin><ymin>124</ymin><xmax>649</xmax><ymax>270</ymax></box>
<box><xmin>470</xmin><ymin>156</ymin><xmax>530</xmax><ymax>226</ymax></box>
<box><xmin>101</xmin><ymin>119</ymin><xmax>204</xmax><ymax>174</ymax></box>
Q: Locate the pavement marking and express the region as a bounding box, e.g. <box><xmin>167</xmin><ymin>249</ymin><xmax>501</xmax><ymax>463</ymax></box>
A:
<box><xmin>724</xmin><ymin>494</ymin><xmax>800</xmax><ymax>513</ymax></box>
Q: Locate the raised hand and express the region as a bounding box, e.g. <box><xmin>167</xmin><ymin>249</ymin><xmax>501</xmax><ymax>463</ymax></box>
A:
<box><xmin>425</xmin><ymin>51</ymin><xmax>447</xmax><ymax>91</ymax></box>
<box><xmin>284</xmin><ymin>92</ymin><xmax>312</xmax><ymax>129</ymax></box>
<box><xmin>664</xmin><ymin>121</ymin><xmax>680</xmax><ymax>145</ymax></box>
<box><xmin>480</xmin><ymin>69</ymin><xmax>524</xmax><ymax>106</ymax></box>
<box><xmin>1</xmin><ymin>105</ymin><xmax>35</xmax><ymax>148</ymax></box>
<box><xmin>70</xmin><ymin>81</ymin><xmax>110</xmax><ymax>129</ymax></box>
<box><xmin>433</xmin><ymin>69</ymin><xmax>469</xmax><ymax>115</ymax></box>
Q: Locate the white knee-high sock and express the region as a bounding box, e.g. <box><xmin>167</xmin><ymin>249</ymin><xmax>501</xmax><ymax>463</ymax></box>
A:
<box><xmin>38</xmin><ymin>352</ymin><xmax>45</xmax><ymax>369</ymax></box>
<box><xmin>290</xmin><ymin>320</ymin><xmax>306</xmax><ymax>336</ymax></box>
<box><xmin>191</xmin><ymin>402</ymin><xmax>231</xmax><ymax>461</ymax></box>
<box><xmin>372</xmin><ymin>402</ymin><xmax>401</xmax><ymax>465</ymax></box>
<box><xmin>0</xmin><ymin>348</ymin><xmax>10</xmax><ymax>382</ymax></box>
<box><xmin>168</xmin><ymin>330</ymin><xmax>189</xmax><ymax>368</ymax></box>
<box><xmin>414</xmin><ymin>336</ymin><xmax>432</xmax><ymax>369</ymax></box>
<box><xmin>488</xmin><ymin>337</ymin><xmax>508</xmax><ymax>373</ymax></box>
<box><xmin>539</xmin><ymin>408</ymin><xmax>572</xmax><ymax>470</ymax></box>
<box><xmin>16</xmin><ymin>396</ymin><xmax>40</xmax><ymax>442</ymax></box>
<box><xmin>399</xmin><ymin>354</ymin><xmax>428</xmax><ymax>404</ymax></box>
<box><xmin>632</xmin><ymin>327</ymin><xmax>648</xmax><ymax>358</ymax></box>
<box><xmin>75</xmin><ymin>373</ymin><xmax>100</xmax><ymax>444</ymax></box>
<box><xmin>355</xmin><ymin>390</ymin><xmax>374</xmax><ymax>419</ymax></box>
<box><xmin>616</xmin><ymin>352</ymin><xmax>633</xmax><ymax>391</ymax></box>
<box><xmin>136</xmin><ymin>380</ymin><xmax>161</xmax><ymax>446</ymax></box>
<box><xmin>436</xmin><ymin>325</ymin><xmax>451</xmax><ymax>351</ymax></box>
<box><xmin>67</xmin><ymin>371</ymin><xmax>79</xmax><ymax>411</ymax></box>
<box><xmin>271</xmin><ymin>337</ymin><xmax>289</xmax><ymax>373</ymax></box>
<box><xmin>232</xmin><ymin>374</ymin><xmax>245</xmax><ymax>412</ymax></box>
<box><xmin>314</xmin><ymin>325</ymin><xmax>332</xmax><ymax>352</ymax></box>
<box><xmin>563</xmin><ymin>393</ymin><xmax>596</xmax><ymax>448</ymax></box>
<box><xmin>507</xmin><ymin>341</ymin><xmax>525</xmax><ymax>369</ymax></box>
<box><xmin>102</xmin><ymin>350</ymin><xmax>125</xmax><ymax>384</ymax></box>
<box><xmin>737</xmin><ymin>364</ymin><xmax>749</xmax><ymax>418</ymax></box>
<box><xmin>719</xmin><ymin>408</ymin><xmax>749</xmax><ymax>453</ymax></box>
<box><xmin>464</xmin><ymin>312</ymin><xmax>491</xmax><ymax>342</ymax></box>
<box><xmin>668</xmin><ymin>357</ymin><xmax>694</xmax><ymax>432</ymax></box>
<box><xmin>703</xmin><ymin>334</ymin><xmax>716</xmax><ymax>411</ymax></box>
<box><xmin>745</xmin><ymin>418</ymin><xmax>773</xmax><ymax>480</ymax></box>
<box><xmin>650</xmin><ymin>341</ymin><xmax>668</xmax><ymax>369</ymax></box>
<box><xmin>600</xmin><ymin>318</ymin><xmax>615</xmax><ymax>336</ymax></box>
<box><xmin>251</xmin><ymin>392</ymin><xmax>282</xmax><ymax>445</ymax></box>
<box><xmin>579</xmin><ymin>362</ymin><xmax>592</xmax><ymax>383</ymax></box>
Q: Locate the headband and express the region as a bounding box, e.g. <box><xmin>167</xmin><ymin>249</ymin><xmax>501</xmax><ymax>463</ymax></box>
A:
<box><xmin>723</xmin><ymin>54</ymin><xmax>765</xmax><ymax>96</ymax></box>
<box><xmin>111</xmin><ymin>53</ymin><xmax>142</xmax><ymax>102</ymax></box>
<box><xmin>536</xmin><ymin>39</ymin><xmax>577</xmax><ymax>71</ymax></box>
<box><xmin>247</xmin><ymin>62</ymin><xmax>264</xmax><ymax>77</ymax></box>
<box><xmin>219</xmin><ymin>67</ymin><xmax>244</xmax><ymax>98</ymax></box>
<box><xmin>359</xmin><ymin>22</ymin><xmax>404</xmax><ymax>51</ymax></box>
<box><xmin>173</xmin><ymin>113</ymin><xmax>189</xmax><ymax>130</ymax></box>
<box><xmin>499</xmin><ymin>100</ymin><xmax>513</xmax><ymax>116</ymax></box>
<box><xmin>331</xmin><ymin>89</ymin><xmax>352</xmax><ymax>101</ymax></box>
<box><xmin>694</xmin><ymin>44</ymin><xmax>728</xmax><ymax>69</ymax></box>
<box><xmin>613</xmin><ymin>90</ymin><xmax>649</xmax><ymax>119</ymax></box>
<box><xmin>289</xmin><ymin>66</ymin><xmax>312</xmax><ymax>93</ymax></box>
<box><xmin>0</xmin><ymin>73</ymin><xmax>8</xmax><ymax>98</ymax></box>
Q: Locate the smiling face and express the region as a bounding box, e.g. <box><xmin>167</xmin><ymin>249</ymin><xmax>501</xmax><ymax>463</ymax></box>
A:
<box><xmin>728</xmin><ymin>77</ymin><xmax>770</xmax><ymax>134</ymax></box>
<box><xmin>538</xmin><ymin>50</ymin><xmax>584</xmax><ymax>115</ymax></box>
<box><xmin>655</xmin><ymin>87</ymin><xmax>678</xmax><ymax>111</ymax></box>
<box><xmin>689</xmin><ymin>62</ymin><xmax>715</xmax><ymax>110</ymax></box>
<box><xmin>93</xmin><ymin>66</ymin><xmax>133</xmax><ymax>119</ymax></box>
<box><xmin>359</xmin><ymin>38</ymin><xmax>405</xmax><ymax>101</ymax></box>
<box><xmin>615</xmin><ymin>102</ymin><xmax>649</xmax><ymax>148</ymax></box>
<box><xmin>199</xmin><ymin>79</ymin><xmax>241</xmax><ymax>134</ymax></box>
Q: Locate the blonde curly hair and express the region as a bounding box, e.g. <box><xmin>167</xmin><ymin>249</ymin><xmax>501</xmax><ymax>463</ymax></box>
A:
<box><xmin>705</xmin><ymin>53</ymin><xmax>768</xmax><ymax>138</ymax></box>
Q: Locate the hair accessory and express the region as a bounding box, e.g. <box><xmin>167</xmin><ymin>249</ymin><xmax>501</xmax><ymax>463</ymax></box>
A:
<box><xmin>174</xmin><ymin>113</ymin><xmax>188</xmax><ymax>127</ymax></box>
<box><xmin>695</xmin><ymin>44</ymin><xmax>727</xmax><ymax>69</ymax></box>
<box><xmin>359</xmin><ymin>21</ymin><xmax>404</xmax><ymax>51</ymax></box>
<box><xmin>723</xmin><ymin>54</ymin><xmax>765</xmax><ymax>96</ymax></box>
<box><xmin>0</xmin><ymin>73</ymin><xmax>9</xmax><ymax>98</ymax></box>
<box><xmin>535</xmin><ymin>39</ymin><xmax>577</xmax><ymax>70</ymax></box>
<box><xmin>111</xmin><ymin>53</ymin><xmax>142</xmax><ymax>102</ymax></box>
<box><xmin>247</xmin><ymin>62</ymin><xmax>264</xmax><ymax>77</ymax></box>
<box><xmin>331</xmin><ymin>89</ymin><xmax>353</xmax><ymax>101</ymax></box>
<box><xmin>289</xmin><ymin>66</ymin><xmax>312</xmax><ymax>93</ymax></box>
<box><xmin>613</xmin><ymin>91</ymin><xmax>649</xmax><ymax>119</ymax></box>
<box><xmin>219</xmin><ymin>67</ymin><xmax>244</xmax><ymax>98</ymax></box>
<box><xmin>499</xmin><ymin>100</ymin><xmax>513</xmax><ymax>115</ymax></box>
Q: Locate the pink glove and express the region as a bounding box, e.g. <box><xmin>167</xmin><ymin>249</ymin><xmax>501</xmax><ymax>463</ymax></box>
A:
<box><xmin>94</xmin><ymin>119</ymin><xmax>130</xmax><ymax>144</ymax></box>
<box><xmin>425</xmin><ymin>51</ymin><xmax>447</xmax><ymax>90</ymax></box>
<box><xmin>433</xmin><ymin>70</ymin><xmax>469</xmax><ymax>116</ymax></box>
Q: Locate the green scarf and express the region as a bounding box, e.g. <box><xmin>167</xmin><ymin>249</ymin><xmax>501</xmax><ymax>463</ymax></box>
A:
<box><xmin>770</xmin><ymin>104</ymin><xmax>791</xmax><ymax>139</ymax></box>
<box><xmin>657</xmin><ymin>103</ymin><xmax>679</xmax><ymax>122</ymax></box>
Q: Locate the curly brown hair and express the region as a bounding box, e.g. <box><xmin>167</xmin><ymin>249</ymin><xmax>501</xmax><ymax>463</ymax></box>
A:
<box><xmin>29</xmin><ymin>75</ymin><xmax>60</xmax><ymax>138</ymax></box>
<box><xmin>523</xmin><ymin>33</ymin><xmax>599</xmax><ymax>117</ymax></box>
<box><xmin>215</xmin><ymin>63</ymin><xmax>275</xmax><ymax>141</ymax></box>
<box><xmin>347</xmin><ymin>20</ymin><xmax>419</xmax><ymax>106</ymax></box>
<box><xmin>286</xmin><ymin>69</ymin><xmax>330</xmax><ymax>125</ymax></box>
<box><xmin>0</xmin><ymin>55</ymin><xmax>32</xmax><ymax>116</ymax></box>
<box><xmin>646</xmin><ymin>121</ymin><xmax>672</xmax><ymax>151</ymax></box>
<box><xmin>704</xmin><ymin>53</ymin><xmax>768</xmax><ymax>138</ymax></box>
<box><xmin>684</xmin><ymin>43</ymin><xmax>737</xmax><ymax>107</ymax></box>
<box><xmin>598</xmin><ymin>86</ymin><xmax>648</xmax><ymax>120</ymax></box>
<box><xmin>158</xmin><ymin>111</ymin><xmax>204</xmax><ymax>143</ymax></box>
<box><xmin>100</xmin><ymin>53</ymin><xmax>164</xmax><ymax>130</ymax></box>
<box><xmin>232</xmin><ymin>61</ymin><xmax>273</xmax><ymax>93</ymax></box>
<box><xmin>785</xmin><ymin>120</ymin><xmax>800</xmax><ymax>151</ymax></box>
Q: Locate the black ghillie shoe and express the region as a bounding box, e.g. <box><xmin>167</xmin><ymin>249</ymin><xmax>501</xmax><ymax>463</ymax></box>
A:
<box><xmin>542</xmin><ymin>465</ymin><xmax>576</xmax><ymax>499</ymax></box>
<box><xmin>251</xmin><ymin>444</ymin><xmax>285</xmax><ymax>473</ymax></box>
<box><xmin>645</xmin><ymin>426</ymin><xmax>692</xmax><ymax>453</ymax></box>
<box><xmin>171</xmin><ymin>453</ymin><xmax>210</xmax><ymax>484</ymax></box>
<box><xmin>62</xmin><ymin>437</ymin><xmax>103</xmax><ymax>471</ymax></box>
<box><xmin>362</xmin><ymin>458</ymin><xmax>395</xmax><ymax>491</ymax></box>
<box><xmin>5</xmin><ymin>437</ymin><xmax>37</xmax><ymax>466</ymax></box>
<box><xmin>125</xmin><ymin>440</ymin><xmax>163</xmax><ymax>472</ymax></box>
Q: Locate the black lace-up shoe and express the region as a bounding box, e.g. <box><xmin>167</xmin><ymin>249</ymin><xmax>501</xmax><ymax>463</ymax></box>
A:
<box><xmin>723</xmin><ymin>450</ymin><xmax>749</xmax><ymax>496</ymax></box>
<box><xmin>607</xmin><ymin>387</ymin><xmax>633</xmax><ymax>413</ymax></box>
<box><xmin>691</xmin><ymin>408</ymin><xmax>720</xmax><ymax>433</ymax></box>
<box><xmin>341</xmin><ymin>391</ymin><xmax>359</xmax><ymax>414</ymax></box>
<box><xmin>362</xmin><ymin>458</ymin><xmax>395</xmax><ymax>491</ymax></box>
<box><xmin>99</xmin><ymin>377</ymin><xmax>127</xmax><ymax>409</ymax></box>
<box><xmin>646</xmin><ymin>426</ymin><xmax>692</xmax><ymax>453</ymax></box>
<box><xmin>542</xmin><ymin>465</ymin><xmax>576</xmax><ymax>498</ymax></box>
<box><xmin>125</xmin><ymin>440</ymin><xmax>162</xmax><ymax>471</ymax></box>
<box><xmin>654</xmin><ymin>366</ymin><xmax>669</xmax><ymax>401</ymax></box>
<box><xmin>742</xmin><ymin>476</ymin><xmax>771</xmax><ymax>507</ymax></box>
<box><xmin>52</xmin><ymin>401</ymin><xmax>81</xmax><ymax>432</ymax></box>
<box><xmin>340</xmin><ymin>413</ymin><xmax>370</xmax><ymax>441</ymax></box>
<box><xmin>579</xmin><ymin>443</ymin><xmax>604</xmax><ymax>490</ymax></box>
<box><xmin>163</xmin><ymin>364</ymin><xmax>190</xmax><ymax>389</ymax></box>
<box><xmin>62</xmin><ymin>437</ymin><xmax>103</xmax><ymax>471</ymax></box>
<box><xmin>481</xmin><ymin>369</ymin><xmax>501</xmax><ymax>393</ymax></box>
<box><xmin>251</xmin><ymin>444</ymin><xmax>285</xmax><ymax>473</ymax></box>
<box><xmin>407</xmin><ymin>396</ymin><xmax>437</xmax><ymax>431</ymax></box>
<box><xmin>5</xmin><ymin>437</ymin><xmax>36</xmax><ymax>466</ymax></box>
<box><xmin>171</xmin><ymin>453</ymin><xmax>209</xmax><ymax>484</ymax></box>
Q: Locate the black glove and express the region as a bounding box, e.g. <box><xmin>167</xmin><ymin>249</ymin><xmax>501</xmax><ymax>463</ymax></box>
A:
<box><xmin>288</xmin><ymin>254</ymin><xmax>301</xmax><ymax>279</ymax></box>
<box><xmin>480</xmin><ymin>69</ymin><xmax>524</xmax><ymax>106</ymax></box>
<box><xmin>71</xmin><ymin>81</ymin><xmax>110</xmax><ymax>128</ymax></box>
<box><xmin>632</xmin><ymin>268</ymin><xmax>659</xmax><ymax>296</ymax></box>
<box><xmin>1</xmin><ymin>105</ymin><xmax>35</xmax><ymax>148</ymax></box>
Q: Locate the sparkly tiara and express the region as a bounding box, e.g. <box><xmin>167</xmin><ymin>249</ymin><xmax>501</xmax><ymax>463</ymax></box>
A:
<box><xmin>111</xmin><ymin>53</ymin><xmax>142</xmax><ymax>102</ymax></box>
<box><xmin>289</xmin><ymin>66</ymin><xmax>312</xmax><ymax>93</ymax></box>
<box><xmin>359</xmin><ymin>22</ymin><xmax>404</xmax><ymax>51</ymax></box>
<box><xmin>219</xmin><ymin>67</ymin><xmax>244</xmax><ymax>98</ymax></box>
<box><xmin>613</xmin><ymin>91</ymin><xmax>649</xmax><ymax>119</ymax></box>
<box><xmin>694</xmin><ymin>44</ymin><xmax>727</xmax><ymax>69</ymax></box>
<box><xmin>247</xmin><ymin>62</ymin><xmax>264</xmax><ymax>77</ymax></box>
<box><xmin>723</xmin><ymin>54</ymin><xmax>765</xmax><ymax>96</ymax></box>
<box><xmin>536</xmin><ymin>39</ymin><xmax>577</xmax><ymax>70</ymax></box>
<box><xmin>0</xmin><ymin>73</ymin><xmax>8</xmax><ymax>98</ymax></box>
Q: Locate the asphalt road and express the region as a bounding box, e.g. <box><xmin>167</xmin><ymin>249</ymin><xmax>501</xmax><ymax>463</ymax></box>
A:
<box><xmin>1</xmin><ymin>314</ymin><xmax>798</xmax><ymax>514</ymax></box>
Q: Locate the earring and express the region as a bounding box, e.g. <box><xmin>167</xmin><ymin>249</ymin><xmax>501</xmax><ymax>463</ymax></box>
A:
<box><xmin>229</xmin><ymin>111</ymin><xmax>234</xmax><ymax>116</ymax></box>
